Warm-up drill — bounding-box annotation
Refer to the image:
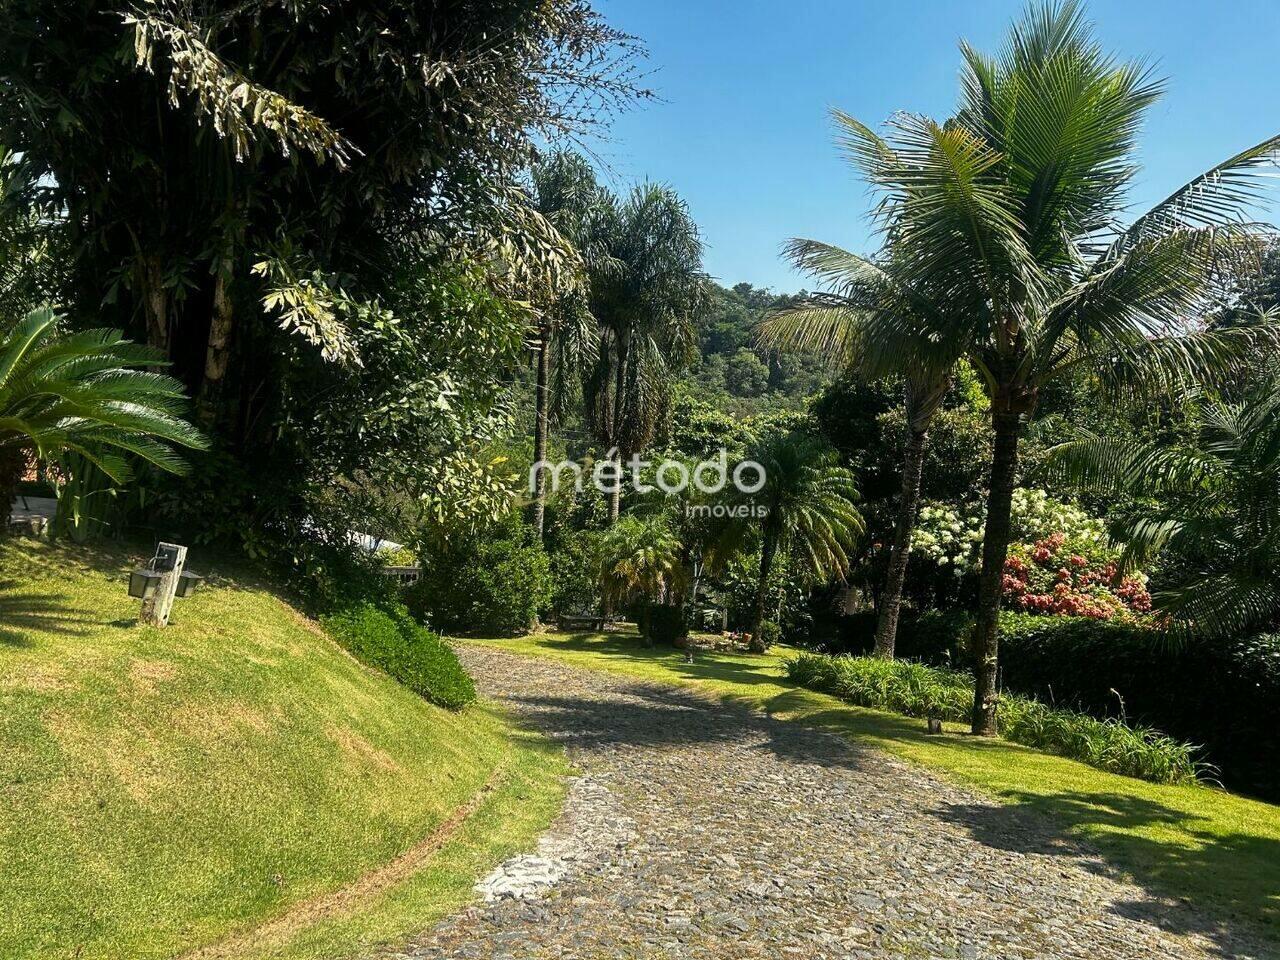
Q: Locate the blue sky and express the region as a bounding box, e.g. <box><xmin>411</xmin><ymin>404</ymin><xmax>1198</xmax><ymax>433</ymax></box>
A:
<box><xmin>590</xmin><ymin>0</ymin><xmax>1280</xmax><ymax>292</ymax></box>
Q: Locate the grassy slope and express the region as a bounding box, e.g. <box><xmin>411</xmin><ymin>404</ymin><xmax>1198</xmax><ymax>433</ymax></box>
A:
<box><xmin>0</xmin><ymin>540</ymin><xmax>565</xmax><ymax>960</ymax></box>
<box><xmin>463</xmin><ymin>629</ymin><xmax>1280</xmax><ymax>946</ymax></box>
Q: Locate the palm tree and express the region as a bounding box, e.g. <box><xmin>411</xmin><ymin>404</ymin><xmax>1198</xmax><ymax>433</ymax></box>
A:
<box><xmin>718</xmin><ymin>431</ymin><xmax>863</xmax><ymax>652</ymax></box>
<box><xmin>597</xmin><ymin>513</ymin><xmax>688</xmax><ymax>639</ymax></box>
<box><xmin>585</xmin><ymin>184</ymin><xmax>707</xmax><ymax>522</ymax></box>
<box><xmin>761</xmin><ymin>255</ymin><xmax>957</xmax><ymax>659</ymax></box>
<box><xmin>526</xmin><ymin>152</ymin><xmax>607</xmax><ymax>540</ymax></box>
<box><xmin>0</xmin><ymin>307</ymin><xmax>208</xmax><ymax>521</ymax></box>
<box><xmin>777</xmin><ymin>0</ymin><xmax>1279</xmax><ymax>732</ymax></box>
<box><xmin>1047</xmin><ymin>378</ymin><xmax>1280</xmax><ymax>640</ymax></box>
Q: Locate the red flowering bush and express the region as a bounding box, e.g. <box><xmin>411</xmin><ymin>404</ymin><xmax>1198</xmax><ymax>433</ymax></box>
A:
<box><xmin>1003</xmin><ymin>534</ymin><xmax>1151</xmax><ymax>622</ymax></box>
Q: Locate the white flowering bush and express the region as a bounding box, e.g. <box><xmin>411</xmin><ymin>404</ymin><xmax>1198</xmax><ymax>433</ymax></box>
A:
<box><xmin>914</xmin><ymin>488</ymin><xmax>1110</xmax><ymax>572</ymax></box>
<box><xmin>913</xmin><ymin>502</ymin><xmax>985</xmax><ymax>575</ymax></box>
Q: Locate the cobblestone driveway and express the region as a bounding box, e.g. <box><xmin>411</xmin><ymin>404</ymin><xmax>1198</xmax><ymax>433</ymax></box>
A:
<box><xmin>394</xmin><ymin>647</ymin><xmax>1266</xmax><ymax>960</ymax></box>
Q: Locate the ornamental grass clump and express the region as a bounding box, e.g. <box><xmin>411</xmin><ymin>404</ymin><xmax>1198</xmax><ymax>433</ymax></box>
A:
<box><xmin>785</xmin><ymin>652</ymin><xmax>1204</xmax><ymax>785</ymax></box>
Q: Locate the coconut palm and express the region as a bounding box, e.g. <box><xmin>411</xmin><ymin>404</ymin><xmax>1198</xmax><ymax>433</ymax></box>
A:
<box><xmin>717</xmin><ymin>431</ymin><xmax>863</xmax><ymax>652</ymax></box>
<box><xmin>761</xmin><ymin>253</ymin><xmax>957</xmax><ymax>659</ymax></box>
<box><xmin>0</xmin><ymin>307</ymin><xmax>208</xmax><ymax>520</ymax></box>
<box><xmin>1047</xmin><ymin>377</ymin><xmax>1280</xmax><ymax>640</ymax></box>
<box><xmin>584</xmin><ymin>184</ymin><xmax>708</xmax><ymax>522</ymax></box>
<box><xmin>774</xmin><ymin>0</ymin><xmax>1280</xmax><ymax>732</ymax></box>
<box><xmin>526</xmin><ymin>152</ymin><xmax>608</xmax><ymax>540</ymax></box>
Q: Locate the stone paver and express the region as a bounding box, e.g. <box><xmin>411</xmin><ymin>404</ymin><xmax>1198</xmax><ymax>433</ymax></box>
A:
<box><xmin>393</xmin><ymin>647</ymin><xmax>1267</xmax><ymax>960</ymax></box>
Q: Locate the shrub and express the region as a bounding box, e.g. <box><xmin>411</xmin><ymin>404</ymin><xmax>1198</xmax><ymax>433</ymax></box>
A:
<box><xmin>1003</xmin><ymin>537</ymin><xmax>1150</xmax><ymax>621</ymax></box>
<box><xmin>997</xmin><ymin>614</ymin><xmax>1280</xmax><ymax>798</ymax></box>
<box><xmin>407</xmin><ymin>517</ymin><xmax>552</xmax><ymax>635</ymax></box>
<box><xmin>549</xmin><ymin>529</ymin><xmax>603</xmax><ymax>616</ymax></box>
<box><xmin>784</xmin><ymin>651</ymin><xmax>1204</xmax><ymax>785</ymax></box>
<box><xmin>908</xmin><ymin>488</ymin><xmax>1145</xmax><ymax>616</ymax></box>
<box><xmin>829</xmin><ymin>608</ymin><xmax>970</xmax><ymax>663</ymax></box>
<box><xmin>322</xmin><ymin>603</ymin><xmax>476</xmax><ymax>710</ymax></box>
<box><xmin>643</xmin><ymin>604</ymin><xmax>688</xmax><ymax>645</ymax></box>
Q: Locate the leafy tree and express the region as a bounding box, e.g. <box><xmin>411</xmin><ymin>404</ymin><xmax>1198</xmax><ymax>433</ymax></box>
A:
<box><xmin>0</xmin><ymin>308</ymin><xmax>206</xmax><ymax>516</ymax></box>
<box><xmin>717</xmin><ymin>431</ymin><xmax>863</xmax><ymax>651</ymax></box>
<box><xmin>768</xmin><ymin>1</ymin><xmax>1279</xmax><ymax>731</ymax></box>
<box><xmin>724</xmin><ymin>348</ymin><xmax>771</xmax><ymax>397</ymax></box>
<box><xmin>584</xmin><ymin>184</ymin><xmax>708</xmax><ymax>520</ymax></box>
<box><xmin>2</xmin><ymin>0</ymin><xmax>646</xmax><ymax>551</ymax></box>
<box><xmin>1048</xmin><ymin>381</ymin><xmax>1280</xmax><ymax>639</ymax></box>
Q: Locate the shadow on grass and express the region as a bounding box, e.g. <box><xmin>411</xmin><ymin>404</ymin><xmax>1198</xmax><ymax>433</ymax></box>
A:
<box><xmin>0</xmin><ymin>579</ymin><xmax>96</xmax><ymax>646</ymax></box>
<box><xmin>930</xmin><ymin>790</ymin><xmax>1278</xmax><ymax>957</ymax></box>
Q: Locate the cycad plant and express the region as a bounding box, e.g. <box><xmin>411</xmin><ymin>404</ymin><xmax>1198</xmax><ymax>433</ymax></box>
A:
<box><xmin>597</xmin><ymin>513</ymin><xmax>689</xmax><ymax>635</ymax></box>
<box><xmin>717</xmin><ymin>431</ymin><xmax>863</xmax><ymax>651</ymax></box>
<box><xmin>1048</xmin><ymin>380</ymin><xmax>1280</xmax><ymax>640</ymax></box>
<box><xmin>0</xmin><ymin>308</ymin><xmax>207</xmax><ymax>521</ymax></box>
<box><xmin>768</xmin><ymin>0</ymin><xmax>1279</xmax><ymax>731</ymax></box>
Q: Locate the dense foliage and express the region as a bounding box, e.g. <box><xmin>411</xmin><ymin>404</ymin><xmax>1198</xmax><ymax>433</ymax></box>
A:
<box><xmin>1</xmin><ymin>0</ymin><xmax>646</xmax><ymax>573</ymax></box>
<box><xmin>321</xmin><ymin>603</ymin><xmax>476</xmax><ymax>710</ymax></box>
<box><xmin>406</xmin><ymin>518</ymin><xmax>553</xmax><ymax>636</ymax></box>
<box><xmin>786</xmin><ymin>651</ymin><xmax>1203</xmax><ymax>785</ymax></box>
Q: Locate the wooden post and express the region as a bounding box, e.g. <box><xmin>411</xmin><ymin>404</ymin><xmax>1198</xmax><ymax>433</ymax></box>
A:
<box><xmin>140</xmin><ymin>542</ymin><xmax>187</xmax><ymax>628</ymax></box>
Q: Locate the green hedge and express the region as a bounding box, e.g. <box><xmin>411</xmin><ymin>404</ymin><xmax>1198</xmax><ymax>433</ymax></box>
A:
<box><xmin>996</xmin><ymin>614</ymin><xmax>1280</xmax><ymax>799</ymax></box>
<box><xmin>322</xmin><ymin>603</ymin><xmax>476</xmax><ymax>710</ymax></box>
<box><xmin>829</xmin><ymin>608</ymin><xmax>1280</xmax><ymax>797</ymax></box>
<box><xmin>850</xmin><ymin>610</ymin><xmax>1278</xmax><ymax>798</ymax></box>
<box><xmin>785</xmin><ymin>651</ymin><xmax>1204</xmax><ymax>785</ymax></box>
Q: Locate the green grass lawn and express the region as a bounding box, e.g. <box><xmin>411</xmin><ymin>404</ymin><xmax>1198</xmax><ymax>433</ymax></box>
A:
<box><xmin>462</xmin><ymin>628</ymin><xmax>1280</xmax><ymax>948</ymax></box>
<box><xmin>0</xmin><ymin>540</ymin><xmax>566</xmax><ymax>960</ymax></box>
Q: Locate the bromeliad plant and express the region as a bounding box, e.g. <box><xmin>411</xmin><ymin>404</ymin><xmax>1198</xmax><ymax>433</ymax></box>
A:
<box><xmin>0</xmin><ymin>308</ymin><xmax>207</xmax><ymax>516</ymax></box>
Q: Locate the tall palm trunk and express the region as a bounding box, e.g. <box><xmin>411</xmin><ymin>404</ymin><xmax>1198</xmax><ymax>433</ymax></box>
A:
<box><xmin>873</xmin><ymin>374</ymin><xmax>949</xmax><ymax>657</ymax></box>
<box><xmin>531</xmin><ymin>327</ymin><xmax>552</xmax><ymax>540</ymax></box>
<box><xmin>748</xmin><ymin>530</ymin><xmax>778</xmax><ymax>653</ymax></box>
<box><xmin>971</xmin><ymin>407</ymin><xmax>1024</xmax><ymax>735</ymax></box>
<box><xmin>873</xmin><ymin>425</ymin><xmax>928</xmax><ymax>657</ymax></box>
<box><xmin>608</xmin><ymin>330</ymin><xmax>629</xmax><ymax>522</ymax></box>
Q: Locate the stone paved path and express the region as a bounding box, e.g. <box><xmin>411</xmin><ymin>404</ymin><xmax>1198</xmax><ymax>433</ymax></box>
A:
<box><xmin>392</xmin><ymin>647</ymin><xmax>1267</xmax><ymax>960</ymax></box>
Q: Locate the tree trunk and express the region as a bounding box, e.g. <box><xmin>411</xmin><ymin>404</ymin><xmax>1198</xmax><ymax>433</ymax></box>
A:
<box><xmin>608</xmin><ymin>331</ymin><xmax>629</xmax><ymax>523</ymax></box>
<box><xmin>197</xmin><ymin>269</ymin><xmax>235</xmax><ymax>425</ymax></box>
<box><xmin>0</xmin><ymin>448</ymin><xmax>25</xmax><ymax>535</ymax></box>
<box><xmin>873</xmin><ymin>426</ymin><xmax>929</xmax><ymax>658</ymax></box>
<box><xmin>141</xmin><ymin>256</ymin><xmax>169</xmax><ymax>353</ymax></box>
<box><xmin>971</xmin><ymin>408</ymin><xmax>1024</xmax><ymax>736</ymax></box>
<box><xmin>748</xmin><ymin>532</ymin><xmax>778</xmax><ymax>653</ymax></box>
<box><xmin>531</xmin><ymin>328</ymin><xmax>552</xmax><ymax>540</ymax></box>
